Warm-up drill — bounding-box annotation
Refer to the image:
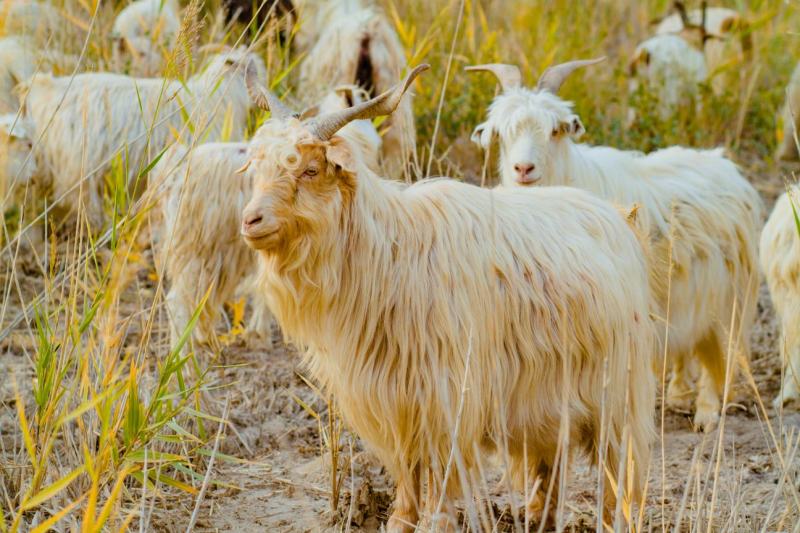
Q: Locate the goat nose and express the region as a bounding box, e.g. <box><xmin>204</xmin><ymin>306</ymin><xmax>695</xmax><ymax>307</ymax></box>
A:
<box><xmin>514</xmin><ymin>162</ymin><xmax>535</xmax><ymax>176</ymax></box>
<box><xmin>243</xmin><ymin>211</ymin><xmax>263</xmax><ymax>228</ymax></box>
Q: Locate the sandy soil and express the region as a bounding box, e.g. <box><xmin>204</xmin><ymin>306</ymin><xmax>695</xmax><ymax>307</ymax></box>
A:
<box><xmin>141</xmin><ymin>280</ymin><xmax>798</xmax><ymax>532</ymax></box>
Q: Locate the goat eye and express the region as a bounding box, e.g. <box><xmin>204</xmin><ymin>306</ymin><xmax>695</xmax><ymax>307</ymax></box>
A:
<box><xmin>303</xmin><ymin>167</ymin><xmax>319</xmax><ymax>178</ymax></box>
<box><xmin>551</xmin><ymin>129</ymin><xmax>559</xmax><ymax>138</ymax></box>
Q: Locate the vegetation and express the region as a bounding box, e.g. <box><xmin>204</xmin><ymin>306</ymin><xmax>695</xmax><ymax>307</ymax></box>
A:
<box><xmin>0</xmin><ymin>0</ymin><xmax>798</xmax><ymax>531</ymax></box>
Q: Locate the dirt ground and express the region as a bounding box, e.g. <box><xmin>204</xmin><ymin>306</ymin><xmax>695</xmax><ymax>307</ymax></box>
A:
<box><xmin>132</xmin><ymin>278</ymin><xmax>798</xmax><ymax>532</ymax></box>
<box><xmin>2</xmin><ymin>156</ymin><xmax>799</xmax><ymax>532</ymax></box>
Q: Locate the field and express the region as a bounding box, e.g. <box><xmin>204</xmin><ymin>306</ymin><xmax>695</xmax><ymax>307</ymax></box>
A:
<box><xmin>1</xmin><ymin>0</ymin><xmax>800</xmax><ymax>531</ymax></box>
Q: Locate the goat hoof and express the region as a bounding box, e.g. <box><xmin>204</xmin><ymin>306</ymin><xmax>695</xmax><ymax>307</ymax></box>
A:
<box><xmin>693</xmin><ymin>408</ymin><xmax>719</xmax><ymax>433</ymax></box>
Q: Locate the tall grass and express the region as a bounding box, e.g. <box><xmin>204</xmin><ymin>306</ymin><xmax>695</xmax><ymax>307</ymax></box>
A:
<box><xmin>1</xmin><ymin>0</ymin><xmax>799</xmax><ymax>531</ymax></box>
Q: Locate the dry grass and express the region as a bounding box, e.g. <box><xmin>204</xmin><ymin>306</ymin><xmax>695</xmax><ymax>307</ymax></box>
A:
<box><xmin>1</xmin><ymin>0</ymin><xmax>799</xmax><ymax>531</ymax></box>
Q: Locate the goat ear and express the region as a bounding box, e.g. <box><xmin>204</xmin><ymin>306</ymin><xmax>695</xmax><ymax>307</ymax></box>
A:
<box><xmin>325</xmin><ymin>137</ymin><xmax>358</xmax><ymax>176</ymax></box>
<box><xmin>470</xmin><ymin>122</ymin><xmax>494</xmax><ymax>149</ymax></box>
<box><xmin>719</xmin><ymin>14</ymin><xmax>740</xmax><ymax>33</ymax></box>
<box><xmin>557</xmin><ymin>115</ymin><xmax>584</xmax><ymax>139</ymax></box>
<box><xmin>628</xmin><ymin>48</ymin><xmax>650</xmax><ymax>76</ymax></box>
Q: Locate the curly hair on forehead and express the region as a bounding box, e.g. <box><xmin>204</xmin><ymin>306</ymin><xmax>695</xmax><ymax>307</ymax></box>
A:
<box><xmin>248</xmin><ymin>120</ymin><xmax>314</xmax><ymax>173</ymax></box>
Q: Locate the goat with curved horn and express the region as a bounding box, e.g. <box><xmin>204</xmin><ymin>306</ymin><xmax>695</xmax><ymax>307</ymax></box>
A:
<box><xmin>306</xmin><ymin>64</ymin><xmax>430</xmax><ymax>141</ymax></box>
<box><xmin>244</xmin><ymin>60</ymin><xmax>296</xmax><ymax>120</ymax></box>
<box><xmin>464</xmin><ymin>63</ymin><xmax>522</xmax><ymax>92</ymax></box>
<box><xmin>536</xmin><ymin>57</ymin><xmax>606</xmax><ymax>94</ymax></box>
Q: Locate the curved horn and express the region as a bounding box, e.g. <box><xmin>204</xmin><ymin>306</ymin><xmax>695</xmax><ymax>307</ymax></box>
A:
<box><xmin>673</xmin><ymin>1</ymin><xmax>692</xmax><ymax>28</ymax></box>
<box><xmin>536</xmin><ymin>57</ymin><xmax>606</xmax><ymax>94</ymax></box>
<box><xmin>699</xmin><ymin>0</ymin><xmax>711</xmax><ymax>45</ymax></box>
<box><xmin>244</xmin><ymin>59</ymin><xmax>296</xmax><ymax>119</ymax></box>
<box><xmin>307</xmin><ymin>64</ymin><xmax>430</xmax><ymax>141</ymax></box>
<box><xmin>464</xmin><ymin>63</ymin><xmax>522</xmax><ymax>92</ymax></box>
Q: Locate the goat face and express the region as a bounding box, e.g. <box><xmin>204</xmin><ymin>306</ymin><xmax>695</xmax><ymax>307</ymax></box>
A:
<box><xmin>241</xmin><ymin>120</ymin><xmax>356</xmax><ymax>253</ymax></box>
<box><xmin>471</xmin><ymin>89</ymin><xmax>584</xmax><ymax>187</ymax></box>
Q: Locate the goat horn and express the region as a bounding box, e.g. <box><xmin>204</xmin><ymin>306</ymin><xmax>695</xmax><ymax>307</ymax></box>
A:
<box><xmin>673</xmin><ymin>1</ymin><xmax>691</xmax><ymax>27</ymax></box>
<box><xmin>464</xmin><ymin>63</ymin><xmax>522</xmax><ymax>92</ymax></box>
<box><xmin>536</xmin><ymin>57</ymin><xmax>606</xmax><ymax>94</ymax></box>
<box><xmin>244</xmin><ymin>59</ymin><xmax>296</xmax><ymax>119</ymax></box>
<box><xmin>699</xmin><ymin>0</ymin><xmax>710</xmax><ymax>44</ymax></box>
<box><xmin>307</xmin><ymin>64</ymin><xmax>430</xmax><ymax>141</ymax></box>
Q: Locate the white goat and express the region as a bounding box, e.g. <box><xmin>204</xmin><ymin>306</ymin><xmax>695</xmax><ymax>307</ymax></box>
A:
<box><xmin>760</xmin><ymin>188</ymin><xmax>800</xmax><ymax>407</ymax></box>
<box><xmin>19</xmin><ymin>47</ymin><xmax>264</xmax><ymax>229</ymax></box>
<box><xmin>777</xmin><ymin>62</ymin><xmax>800</xmax><ymax>161</ymax></box>
<box><xmin>111</xmin><ymin>0</ymin><xmax>181</xmax><ymax>76</ymax></box>
<box><xmin>296</xmin><ymin>0</ymin><xmax>414</xmax><ymax>176</ymax></box>
<box><xmin>628</xmin><ymin>34</ymin><xmax>708</xmax><ymax>120</ymax></box>
<box><xmin>154</xmin><ymin>142</ymin><xmax>272</xmax><ymax>350</ymax></box>
<box><xmin>468</xmin><ymin>59</ymin><xmax>763</xmax><ymax>431</ymax></box>
<box><xmin>240</xmin><ymin>65</ymin><xmax>655</xmax><ymax>530</ymax></box>
<box><xmin>155</xmin><ymin>83</ymin><xmax>381</xmax><ymax>351</ymax></box>
<box><xmin>654</xmin><ymin>3</ymin><xmax>752</xmax><ymax>95</ymax></box>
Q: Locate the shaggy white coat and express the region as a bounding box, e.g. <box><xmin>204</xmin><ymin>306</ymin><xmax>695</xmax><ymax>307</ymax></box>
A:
<box><xmin>472</xmin><ymin>87</ymin><xmax>763</xmax><ymax>430</ymax></box>
<box><xmin>760</xmin><ymin>188</ymin><xmax>800</xmax><ymax>406</ymax></box>
<box><xmin>154</xmin><ymin>142</ymin><xmax>272</xmax><ymax>349</ymax></box>
<box><xmin>19</xmin><ymin>48</ymin><xmax>264</xmax><ymax>229</ymax></box>
<box><xmin>241</xmin><ymin>116</ymin><xmax>656</xmax><ymax>528</ymax></box>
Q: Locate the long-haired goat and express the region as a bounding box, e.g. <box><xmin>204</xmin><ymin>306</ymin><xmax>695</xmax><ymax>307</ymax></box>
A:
<box><xmin>654</xmin><ymin>2</ymin><xmax>752</xmax><ymax>95</ymax></box>
<box><xmin>777</xmin><ymin>62</ymin><xmax>800</xmax><ymax>161</ymax></box>
<box><xmin>760</xmin><ymin>188</ymin><xmax>800</xmax><ymax>407</ymax></box>
<box><xmin>296</xmin><ymin>0</ymin><xmax>414</xmax><ymax>176</ymax></box>
<box><xmin>19</xmin><ymin>47</ymin><xmax>265</xmax><ymax>229</ymax></box>
<box><xmin>628</xmin><ymin>30</ymin><xmax>708</xmax><ymax>120</ymax></box>
<box><xmin>154</xmin><ymin>142</ymin><xmax>272</xmax><ymax>351</ymax></box>
<box><xmin>111</xmin><ymin>0</ymin><xmax>181</xmax><ymax>76</ymax></box>
<box><xmin>155</xmin><ymin>84</ymin><xmax>381</xmax><ymax>351</ymax></box>
<box><xmin>240</xmin><ymin>65</ymin><xmax>655</xmax><ymax>530</ymax></box>
<box><xmin>468</xmin><ymin>59</ymin><xmax>763</xmax><ymax>431</ymax></box>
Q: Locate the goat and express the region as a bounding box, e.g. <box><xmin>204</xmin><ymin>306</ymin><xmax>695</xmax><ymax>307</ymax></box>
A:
<box><xmin>239</xmin><ymin>64</ymin><xmax>656</xmax><ymax>529</ymax></box>
<box><xmin>468</xmin><ymin>59</ymin><xmax>763</xmax><ymax>431</ymax></box>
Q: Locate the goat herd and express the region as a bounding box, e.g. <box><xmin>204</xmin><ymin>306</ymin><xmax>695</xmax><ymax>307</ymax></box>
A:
<box><xmin>1</xmin><ymin>0</ymin><xmax>799</xmax><ymax>530</ymax></box>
